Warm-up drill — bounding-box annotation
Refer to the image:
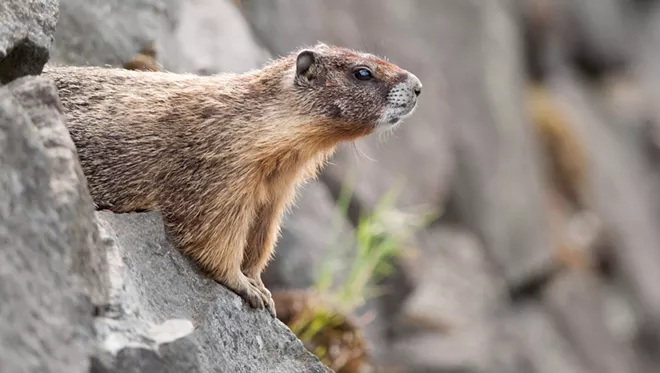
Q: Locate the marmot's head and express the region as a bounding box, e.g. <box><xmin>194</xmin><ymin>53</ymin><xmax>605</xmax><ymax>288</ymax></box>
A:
<box><xmin>278</xmin><ymin>43</ymin><xmax>422</xmax><ymax>139</ymax></box>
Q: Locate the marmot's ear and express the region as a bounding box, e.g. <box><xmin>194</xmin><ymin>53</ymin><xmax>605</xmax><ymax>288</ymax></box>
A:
<box><xmin>296</xmin><ymin>50</ymin><xmax>318</xmax><ymax>81</ymax></box>
<box><xmin>314</xmin><ymin>42</ymin><xmax>330</xmax><ymax>51</ymax></box>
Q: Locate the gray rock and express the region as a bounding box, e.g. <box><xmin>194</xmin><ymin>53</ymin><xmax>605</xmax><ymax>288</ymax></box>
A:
<box><xmin>555</xmin><ymin>0</ymin><xmax>638</xmax><ymax>76</ymax></box>
<box><xmin>0</xmin><ymin>76</ymin><xmax>105</xmax><ymax>373</ymax></box>
<box><xmin>543</xmin><ymin>272</ymin><xmax>644</xmax><ymax>373</ymax></box>
<box><xmin>387</xmin><ymin>228</ymin><xmax>536</xmax><ymax>373</ymax></box>
<box><xmin>51</xmin><ymin>0</ymin><xmax>269</xmax><ymax>74</ymax></box>
<box><xmin>93</xmin><ymin>211</ymin><xmax>332</xmax><ymax>373</ymax></box>
<box><xmin>517</xmin><ymin>0</ymin><xmax>642</xmax><ymax>80</ymax></box>
<box><xmin>398</xmin><ymin>228</ymin><xmax>505</xmax><ymax>336</ymax></box>
<box><xmin>512</xmin><ymin>303</ymin><xmax>590</xmax><ymax>373</ymax></box>
<box><xmin>390</xmin><ymin>316</ymin><xmax>531</xmax><ymax>373</ymax></box>
<box><xmin>49</xmin><ymin>0</ymin><xmax>171</xmax><ymax>68</ymax></box>
<box><xmin>160</xmin><ymin>0</ymin><xmax>270</xmax><ymax>74</ymax></box>
<box><xmin>547</xmin><ymin>72</ymin><xmax>660</xmax><ymax>354</ymax></box>
<box><xmin>6</xmin><ymin>75</ymin><xmax>109</xmax><ymax>305</ymax></box>
<box><xmin>0</xmin><ymin>0</ymin><xmax>59</xmax><ymax>84</ymax></box>
<box><xmin>439</xmin><ymin>0</ymin><xmax>554</xmax><ymax>289</ymax></box>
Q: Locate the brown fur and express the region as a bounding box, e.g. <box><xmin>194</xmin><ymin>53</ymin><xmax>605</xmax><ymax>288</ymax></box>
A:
<box><xmin>42</xmin><ymin>43</ymin><xmax>422</xmax><ymax>316</ymax></box>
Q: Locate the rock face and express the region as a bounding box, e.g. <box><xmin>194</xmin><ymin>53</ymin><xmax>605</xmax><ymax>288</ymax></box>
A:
<box><xmin>0</xmin><ymin>0</ymin><xmax>60</xmax><ymax>83</ymax></box>
<box><xmin>92</xmin><ymin>212</ymin><xmax>331</xmax><ymax>373</ymax></box>
<box><xmin>0</xmin><ymin>76</ymin><xmax>104</xmax><ymax>373</ymax></box>
<box><xmin>50</xmin><ymin>0</ymin><xmax>270</xmax><ymax>75</ymax></box>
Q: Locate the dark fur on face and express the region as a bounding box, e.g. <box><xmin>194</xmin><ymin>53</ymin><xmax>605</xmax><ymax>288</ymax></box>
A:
<box><xmin>42</xmin><ymin>43</ymin><xmax>422</xmax><ymax>317</ymax></box>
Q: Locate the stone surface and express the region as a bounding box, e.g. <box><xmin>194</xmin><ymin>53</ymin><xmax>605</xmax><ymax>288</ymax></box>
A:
<box><xmin>387</xmin><ymin>228</ymin><xmax>538</xmax><ymax>373</ymax></box>
<box><xmin>6</xmin><ymin>75</ymin><xmax>109</xmax><ymax>305</ymax></box>
<box><xmin>0</xmin><ymin>0</ymin><xmax>59</xmax><ymax>83</ymax></box>
<box><xmin>543</xmin><ymin>271</ymin><xmax>643</xmax><ymax>373</ymax></box>
<box><xmin>389</xmin><ymin>314</ymin><xmax>531</xmax><ymax>373</ymax></box>
<box><xmin>517</xmin><ymin>0</ymin><xmax>643</xmax><ymax>80</ymax></box>
<box><xmin>548</xmin><ymin>72</ymin><xmax>660</xmax><ymax>344</ymax></box>
<box><xmin>513</xmin><ymin>303</ymin><xmax>590</xmax><ymax>373</ymax></box>
<box><xmin>92</xmin><ymin>211</ymin><xmax>332</xmax><ymax>373</ymax></box>
<box><xmin>555</xmin><ymin>0</ymin><xmax>639</xmax><ymax>77</ymax></box>
<box><xmin>397</xmin><ymin>228</ymin><xmax>505</xmax><ymax>335</ymax></box>
<box><xmin>0</xmin><ymin>76</ymin><xmax>105</xmax><ymax>373</ymax></box>
<box><xmin>51</xmin><ymin>0</ymin><xmax>269</xmax><ymax>75</ymax></box>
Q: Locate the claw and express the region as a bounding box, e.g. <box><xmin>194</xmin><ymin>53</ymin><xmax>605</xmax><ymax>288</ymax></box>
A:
<box><xmin>247</xmin><ymin>277</ymin><xmax>277</xmax><ymax>318</ymax></box>
<box><xmin>265</xmin><ymin>297</ymin><xmax>277</xmax><ymax>318</ymax></box>
<box><xmin>219</xmin><ymin>273</ymin><xmax>267</xmax><ymax>310</ymax></box>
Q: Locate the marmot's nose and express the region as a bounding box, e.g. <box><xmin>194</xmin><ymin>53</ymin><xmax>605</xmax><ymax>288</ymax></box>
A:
<box><xmin>410</xmin><ymin>74</ymin><xmax>422</xmax><ymax>97</ymax></box>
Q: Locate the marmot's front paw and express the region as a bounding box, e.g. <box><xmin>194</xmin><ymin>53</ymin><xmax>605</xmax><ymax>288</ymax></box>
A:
<box><xmin>249</xmin><ymin>277</ymin><xmax>276</xmax><ymax>318</ymax></box>
<box><xmin>222</xmin><ymin>272</ymin><xmax>276</xmax><ymax>317</ymax></box>
<box><xmin>222</xmin><ymin>272</ymin><xmax>265</xmax><ymax>309</ymax></box>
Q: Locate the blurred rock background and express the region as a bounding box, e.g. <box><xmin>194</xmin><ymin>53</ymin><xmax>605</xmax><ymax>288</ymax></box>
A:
<box><xmin>4</xmin><ymin>0</ymin><xmax>660</xmax><ymax>372</ymax></box>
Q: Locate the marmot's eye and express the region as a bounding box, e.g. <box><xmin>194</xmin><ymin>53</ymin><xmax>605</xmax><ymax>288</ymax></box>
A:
<box><xmin>353</xmin><ymin>68</ymin><xmax>373</xmax><ymax>81</ymax></box>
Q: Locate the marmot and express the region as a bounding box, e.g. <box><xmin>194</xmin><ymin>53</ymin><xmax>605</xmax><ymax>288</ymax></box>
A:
<box><xmin>43</xmin><ymin>43</ymin><xmax>422</xmax><ymax>316</ymax></box>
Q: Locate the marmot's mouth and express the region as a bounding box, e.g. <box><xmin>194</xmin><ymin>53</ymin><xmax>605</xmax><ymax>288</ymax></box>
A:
<box><xmin>377</xmin><ymin>101</ymin><xmax>418</xmax><ymax>129</ymax></box>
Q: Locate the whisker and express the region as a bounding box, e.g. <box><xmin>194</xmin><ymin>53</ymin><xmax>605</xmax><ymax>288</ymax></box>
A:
<box><xmin>352</xmin><ymin>141</ymin><xmax>377</xmax><ymax>162</ymax></box>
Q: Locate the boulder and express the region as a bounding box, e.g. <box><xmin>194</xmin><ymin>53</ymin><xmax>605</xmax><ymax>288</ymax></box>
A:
<box><xmin>546</xmin><ymin>71</ymin><xmax>660</xmax><ymax>370</ymax></box>
<box><xmin>0</xmin><ymin>0</ymin><xmax>59</xmax><ymax>83</ymax></box>
<box><xmin>50</xmin><ymin>0</ymin><xmax>270</xmax><ymax>75</ymax></box>
<box><xmin>0</xmin><ymin>75</ymin><xmax>106</xmax><ymax>373</ymax></box>
<box><xmin>517</xmin><ymin>0</ymin><xmax>640</xmax><ymax>80</ymax></box>
<box><xmin>92</xmin><ymin>211</ymin><xmax>332</xmax><ymax>373</ymax></box>
<box><xmin>554</xmin><ymin>0</ymin><xmax>638</xmax><ymax>78</ymax></box>
<box><xmin>388</xmin><ymin>228</ymin><xmax>511</xmax><ymax>372</ymax></box>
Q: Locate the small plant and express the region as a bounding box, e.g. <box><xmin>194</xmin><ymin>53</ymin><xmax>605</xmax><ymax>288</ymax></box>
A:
<box><xmin>316</xmin><ymin>177</ymin><xmax>436</xmax><ymax>312</ymax></box>
<box><xmin>279</xmin><ymin>175</ymin><xmax>438</xmax><ymax>372</ymax></box>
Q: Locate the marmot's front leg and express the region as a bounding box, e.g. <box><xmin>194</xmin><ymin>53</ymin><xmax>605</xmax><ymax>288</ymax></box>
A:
<box><xmin>161</xmin><ymin>199</ymin><xmax>270</xmax><ymax>312</ymax></box>
<box><xmin>243</xmin><ymin>200</ymin><xmax>287</xmax><ymax>317</ymax></box>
